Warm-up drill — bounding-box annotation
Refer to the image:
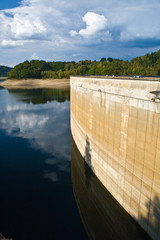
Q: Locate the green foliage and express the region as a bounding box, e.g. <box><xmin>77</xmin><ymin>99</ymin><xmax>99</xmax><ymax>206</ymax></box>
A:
<box><xmin>100</xmin><ymin>57</ymin><xmax>107</xmax><ymax>62</ymax></box>
<box><xmin>8</xmin><ymin>60</ymin><xmax>51</xmax><ymax>79</ymax></box>
<box><xmin>0</xmin><ymin>65</ymin><xmax>12</xmax><ymax>77</ymax></box>
<box><xmin>8</xmin><ymin>50</ymin><xmax>160</xmax><ymax>79</ymax></box>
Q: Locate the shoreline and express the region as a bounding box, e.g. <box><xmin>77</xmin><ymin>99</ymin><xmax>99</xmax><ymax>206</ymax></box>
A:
<box><xmin>0</xmin><ymin>78</ymin><xmax>70</xmax><ymax>89</ymax></box>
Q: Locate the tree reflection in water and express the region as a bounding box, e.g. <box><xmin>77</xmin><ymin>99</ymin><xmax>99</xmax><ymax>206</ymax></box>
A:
<box><xmin>8</xmin><ymin>88</ymin><xmax>70</xmax><ymax>104</ymax></box>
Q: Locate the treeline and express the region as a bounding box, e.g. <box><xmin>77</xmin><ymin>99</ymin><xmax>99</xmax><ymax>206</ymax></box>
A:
<box><xmin>8</xmin><ymin>50</ymin><xmax>160</xmax><ymax>79</ymax></box>
<box><xmin>0</xmin><ymin>65</ymin><xmax>12</xmax><ymax>77</ymax></box>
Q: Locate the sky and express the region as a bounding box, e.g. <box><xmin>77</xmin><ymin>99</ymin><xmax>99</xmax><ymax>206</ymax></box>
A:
<box><xmin>0</xmin><ymin>0</ymin><xmax>160</xmax><ymax>67</ymax></box>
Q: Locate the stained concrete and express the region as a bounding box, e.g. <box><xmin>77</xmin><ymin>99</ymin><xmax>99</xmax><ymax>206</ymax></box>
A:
<box><xmin>70</xmin><ymin>76</ymin><xmax>160</xmax><ymax>240</ymax></box>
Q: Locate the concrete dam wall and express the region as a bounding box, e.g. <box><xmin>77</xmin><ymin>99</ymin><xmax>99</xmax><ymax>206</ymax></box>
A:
<box><xmin>70</xmin><ymin>76</ymin><xmax>160</xmax><ymax>240</ymax></box>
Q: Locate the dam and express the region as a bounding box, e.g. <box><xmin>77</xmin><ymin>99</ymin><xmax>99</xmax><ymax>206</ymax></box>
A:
<box><xmin>70</xmin><ymin>76</ymin><xmax>160</xmax><ymax>240</ymax></box>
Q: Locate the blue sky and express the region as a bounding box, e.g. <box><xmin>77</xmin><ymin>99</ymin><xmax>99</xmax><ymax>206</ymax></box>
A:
<box><xmin>0</xmin><ymin>0</ymin><xmax>19</xmax><ymax>10</ymax></box>
<box><xmin>0</xmin><ymin>0</ymin><xmax>160</xmax><ymax>67</ymax></box>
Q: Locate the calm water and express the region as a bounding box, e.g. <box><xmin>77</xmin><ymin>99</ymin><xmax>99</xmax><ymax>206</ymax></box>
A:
<box><xmin>0</xmin><ymin>87</ymin><xmax>88</xmax><ymax>240</ymax></box>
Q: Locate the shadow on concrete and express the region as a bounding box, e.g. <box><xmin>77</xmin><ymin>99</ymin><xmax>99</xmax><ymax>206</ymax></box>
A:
<box><xmin>84</xmin><ymin>136</ymin><xmax>92</xmax><ymax>165</ymax></box>
<box><xmin>139</xmin><ymin>195</ymin><xmax>160</xmax><ymax>240</ymax></box>
<box><xmin>84</xmin><ymin>136</ymin><xmax>93</xmax><ymax>188</ymax></box>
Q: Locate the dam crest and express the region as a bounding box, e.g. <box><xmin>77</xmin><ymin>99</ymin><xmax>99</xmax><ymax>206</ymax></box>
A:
<box><xmin>70</xmin><ymin>76</ymin><xmax>160</xmax><ymax>240</ymax></box>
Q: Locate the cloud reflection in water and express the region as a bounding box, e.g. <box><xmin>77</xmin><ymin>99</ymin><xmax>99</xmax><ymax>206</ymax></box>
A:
<box><xmin>43</xmin><ymin>171</ymin><xmax>59</xmax><ymax>183</ymax></box>
<box><xmin>0</xmin><ymin>88</ymin><xmax>71</xmax><ymax>182</ymax></box>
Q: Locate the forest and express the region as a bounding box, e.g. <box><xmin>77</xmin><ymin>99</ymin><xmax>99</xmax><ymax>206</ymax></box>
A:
<box><xmin>0</xmin><ymin>65</ymin><xmax>12</xmax><ymax>77</ymax></box>
<box><xmin>7</xmin><ymin>50</ymin><xmax>160</xmax><ymax>79</ymax></box>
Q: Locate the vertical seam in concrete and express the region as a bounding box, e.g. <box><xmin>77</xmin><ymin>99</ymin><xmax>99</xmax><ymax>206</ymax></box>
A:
<box><xmin>129</xmin><ymin>98</ymin><xmax>138</xmax><ymax>218</ymax></box>
<box><xmin>138</xmin><ymin>99</ymin><xmax>149</xmax><ymax>228</ymax></box>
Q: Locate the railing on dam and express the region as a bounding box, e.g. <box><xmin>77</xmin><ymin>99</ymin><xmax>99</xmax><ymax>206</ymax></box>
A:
<box><xmin>70</xmin><ymin>76</ymin><xmax>160</xmax><ymax>240</ymax></box>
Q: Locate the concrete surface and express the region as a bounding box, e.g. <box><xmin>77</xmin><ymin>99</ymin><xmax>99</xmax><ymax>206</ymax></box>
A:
<box><xmin>70</xmin><ymin>76</ymin><xmax>160</xmax><ymax>240</ymax></box>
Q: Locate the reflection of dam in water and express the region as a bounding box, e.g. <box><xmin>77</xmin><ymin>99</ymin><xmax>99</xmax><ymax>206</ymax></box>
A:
<box><xmin>71</xmin><ymin>136</ymin><xmax>151</xmax><ymax>240</ymax></box>
<box><xmin>70</xmin><ymin>76</ymin><xmax>160</xmax><ymax>240</ymax></box>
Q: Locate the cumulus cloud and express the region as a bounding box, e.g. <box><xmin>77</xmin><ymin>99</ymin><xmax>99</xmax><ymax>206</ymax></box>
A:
<box><xmin>1</xmin><ymin>12</ymin><xmax>43</xmax><ymax>41</ymax></box>
<box><xmin>0</xmin><ymin>0</ymin><xmax>64</xmax><ymax>47</ymax></box>
<box><xmin>0</xmin><ymin>0</ymin><xmax>160</xmax><ymax>65</ymax></box>
<box><xmin>79</xmin><ymin>12</ymin><xmax>108</xmax><ymax>38</ymax></box>
<box><xmin>10</xmin><ymin>13</ymin><xmax>46</xmax><ymax>39</ymax></box>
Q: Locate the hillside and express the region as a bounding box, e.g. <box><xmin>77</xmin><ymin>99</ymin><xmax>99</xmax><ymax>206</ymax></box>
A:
<box><xmin>0</xmin><ymin>65</ymin><xmax>12</xmax><ymax>77</ymax></box>
<box><xmin>7</xmin><ymin>50</ymin><xmax>160</xmax><ymax>79</ymax></box>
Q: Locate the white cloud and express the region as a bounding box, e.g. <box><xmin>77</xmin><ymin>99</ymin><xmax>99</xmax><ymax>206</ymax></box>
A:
<box><xmin>0</xmin><ymin>0</ymin><xmax>57</xmax><ymax>43</ymax></box>
<box><xmin>21</xmin><ymin>0</ymin><xmax>31</xmax><ymax>6</ymax></box>
<box><xmin>10</xmin><ymin>13</ymin><xmax>46</xmax><ymax>39</ymax></box>
<box><xmin>0</xmin><ymin>0</ymin><xmax>160</xmax><ymax>65</ymax></box>
<box><xmin>2</xmin><ymin>39</ymin><xmax>24</xmax><ymax>46</ymax></box>
<box><xmin>69</xmin><ymin>30</ymin><xmax>77</xmax><ymax>37</ymax></box>
<box><xmin>1</xmin><ymin>39</ymin><xmax>34</xmax><ymax>46</ymax></box>
<box><xmin>78</xmin><ymin>12</ymin><xmax>108</xmax><ymax>38</ymax></box>
<box><xmin>31</xmin><ymin>53</ymin><xmax>39</xmax><ymax>60</ymax></box>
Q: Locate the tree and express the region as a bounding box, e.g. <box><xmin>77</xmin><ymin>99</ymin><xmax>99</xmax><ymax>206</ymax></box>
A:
<box><xmin>100</xmin><ymin>57</ymin><xmax>106</xmax><ymax>62</ymax></box>
<box><xmin>7</xmin><ymin>49</ymin><xmax>160</xmax><ymax>79</ymax></box>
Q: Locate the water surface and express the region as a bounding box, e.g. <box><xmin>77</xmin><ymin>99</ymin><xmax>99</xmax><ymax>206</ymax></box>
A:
<box><xmin>0</xmin><ymin>87</ymin><xmax>87</xmax><ymax>240</ymax></box>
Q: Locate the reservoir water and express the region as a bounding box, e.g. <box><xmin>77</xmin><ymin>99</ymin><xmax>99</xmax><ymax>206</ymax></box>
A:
<box><xmin>0</xmin><ymin>86</ymin><xmax>151</xmax><ymax>240</ymax></box>
<box><xmin>0</xmin><ymin>87</ymin><xmax>87</xmax><ymax>240</ymax></box>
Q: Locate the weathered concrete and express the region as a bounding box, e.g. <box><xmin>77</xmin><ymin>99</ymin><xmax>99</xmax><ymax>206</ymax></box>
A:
<box><xmin>70</xmin><ymin>76</ymin><xmax>160</xmax><ymax>240</ymax></box>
